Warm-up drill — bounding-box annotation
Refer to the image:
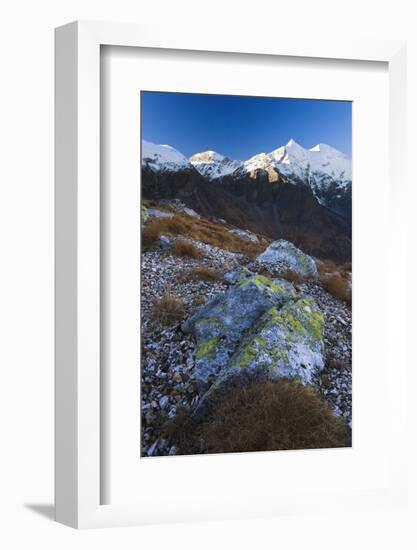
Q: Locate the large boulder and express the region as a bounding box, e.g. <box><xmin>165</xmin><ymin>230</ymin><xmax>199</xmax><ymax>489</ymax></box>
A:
<box><xmin>191</xmin><ymin>293</ymin><xmax>325</xmax><ymax>419</ymax></box>
<box><xmin>182</xmin><ymin>274</ymin><xmax>296</xmax><ymax>388</ymax></box>
<box><xmin>229</xmin><ymin>297</ymin><xmax>325</xmax><ymax>384</ymax></box>
<box><xmin>256</xmin><ymin>239</ymin><xmax>317</xmax><ymax>277</ymax></box>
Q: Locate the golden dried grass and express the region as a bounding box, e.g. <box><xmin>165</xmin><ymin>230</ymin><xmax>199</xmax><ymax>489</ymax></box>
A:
<box><xmin>149</xmin><ymin>286</ymin><xmax>186</xmax><ymax>326</ymax></box>
<box><xmin>172</xmin><ymin>239</ymin><xmax>203</xmax><ymax>259</ymax></box>
<box><xmin>318</xmin><ymin>260</ymin><xmax>352</xmax><ymax>305</ymax></box>
<box><xmin>178</xmin><ymin>266</ymin><xmax>222</xmax><ymax>282</ymax></box>
<box><xmin>166</xmin><ymin>379</ymin><xmax>347</xmax><ymax>455</ymax></box>
<box><xmin>142</xmin><ymin>212</ymin><xmax>267</xmax><ymax>258</ymax></box>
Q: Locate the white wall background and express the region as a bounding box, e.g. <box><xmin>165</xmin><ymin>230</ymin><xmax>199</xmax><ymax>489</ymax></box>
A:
<box><xmin>0</xmin><ymin>0</ymin><xmax>415</xmax><ymax>548</ymax></box>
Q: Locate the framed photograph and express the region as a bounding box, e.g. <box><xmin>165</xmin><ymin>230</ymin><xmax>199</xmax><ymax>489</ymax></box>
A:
<box><xmin>55</xmin><ymin>21</ymin><xmax>408</xmax><ymax>528</ymax></box>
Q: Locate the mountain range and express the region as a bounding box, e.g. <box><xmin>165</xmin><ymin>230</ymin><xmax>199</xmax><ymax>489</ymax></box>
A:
<box><xmin>141</xmin><ymin>139</ymin><xmax>352</xmax><ymax>262</ymax></box>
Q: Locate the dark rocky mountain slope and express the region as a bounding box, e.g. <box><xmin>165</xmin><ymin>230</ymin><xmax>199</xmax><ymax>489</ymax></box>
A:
<box><xmin>142</xmin><ymin>166</ymin><xmax>351</xmax><ymax>263</ymax></box>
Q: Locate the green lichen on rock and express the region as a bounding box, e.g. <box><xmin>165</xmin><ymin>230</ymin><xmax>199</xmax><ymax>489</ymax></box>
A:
<box><xmin>182</xmin><ymin>273</ymin><xmax>296</xmax><ymax>389</ymax></box>
<box><xmin>236</xmin><ymin>274</ymin><xmax>296</xmax><ymax>302</ymax></box>
<box><xmin>195</xmin><ymin>336</ymin><xmax>219</xmax><ymax>360</ymax></box>
<box><xmin>256</xmin><ymin>239</ymin><xmax>317</xmax><ymax>277</ymax></box>
<box><xmin>228</xmin><ymin>297</ymin><xmax>325</xmax><ymax>384</ymax></box>
<box><xmin>294</xmin><ymin>298</ymin><xmax>324</xmax><ymax>342</ymax></box>
<box><xmin>262</xmin><ymin>297</ymin><xmax>324</xmax><ymax>344</ymax></box>
<box><xmin>238</xmin><ymin>336</ymin><xmax>267</xmax><ymax>368</ymax></box>
<box><xmin>238</xmin><ymin>274</ymin><xmax>284</xmax><ymax>293</ymax></box>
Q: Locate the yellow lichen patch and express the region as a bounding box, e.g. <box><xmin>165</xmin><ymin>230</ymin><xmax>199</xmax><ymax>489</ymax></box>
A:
<box><xmin>195</xmin><ymin>337</ymin><xmax>219</xmax><ymax>360</ymax></box>
<box><xmin>237</xmin><ymin>274</ymin><xmax>291</xmax><ymax>297</ymax></box>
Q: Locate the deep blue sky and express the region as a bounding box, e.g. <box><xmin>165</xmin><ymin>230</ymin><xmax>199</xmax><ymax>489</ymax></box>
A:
<box><xmin>141</xmin><ymin>91</ymin><xmax>352</xmax><ymax>160</ymax></box>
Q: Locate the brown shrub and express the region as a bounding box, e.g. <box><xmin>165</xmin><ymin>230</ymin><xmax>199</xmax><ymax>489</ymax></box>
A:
<box><xmin>163</xmin><ymin>407</ymin><xmax>199</xmax><ymax>454</ymax></box>
<box><xmin>172</xmin><ymin>239</ymin><xmax>203</xmax><ymax>259</ymax></box>
<box><xmin>340</xmin><ymin>261</ymin><xmax>352</xmax><ymax>273</ymax></box>
<box><xmin>178</xmin><ymin>267</ymin><xmax>222</xmax><ymax>282</ymax></box>
<box><xmin>321</xmin><ymin>272</ymin><xmax>352</xmax><ymax>306</ymax></box>
<box><xmin>142</xmin><ymin>224</ymin><xmax>162</xmax><ymax>249</ymax></box>
<box><xmin>317</xmin><ymin>259</ymin><xmax>352</xmax><ymax>305</ymax></box>
<box><xmin>167</xmin><ymin>379</ymin><xmax>347</xmax><ymax>455</ymax></box>
<box><xmin>149</xmin><ymin>287</ymin><xmax>186</xmax><ymax>326</ymax></box>
<box><xmin>317</xmin><ymin>259</ymin><xmax>338</xmax><ymax>277</ymax></box>
<box><xmin>141</xmin><ymin>215</ymin><xmax>192</xmax><ymax>250</ymax></box>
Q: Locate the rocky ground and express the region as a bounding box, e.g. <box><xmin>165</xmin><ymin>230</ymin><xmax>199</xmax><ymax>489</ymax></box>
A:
<box><xmin>141</xmin><ymin>228</ymin><xmax>352</xmax><ymax>456</ymax></box>
<box><xmin>141</xmin><ymin>242</ymin><xmax>244</xmax><ymax>455</ymax></box>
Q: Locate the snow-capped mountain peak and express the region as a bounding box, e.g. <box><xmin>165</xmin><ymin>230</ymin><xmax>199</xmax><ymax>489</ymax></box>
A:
<box><xmin>244</xmin><ymin>151</ymin><xmax>273</xmax><ymax>170</ymax></box>
<box><xmin>142</xmin><ymin>138</ymin><xmax>351</xmax><ymax>215</ymax></box>
<box><xmin>189</xmin><ymin>150</ymin><xmax>226</xmax><ymax>163</ymax></box>
<box><xmin>243</xmin><ymin>152</ymin><xmax>280</xmax><ymax>182</ymax></box>
<box><xmin>189</xmin><ymin>150</ymin><xmax>242</xmax><ymax>179</ymax></box>
<box><xmin>142</xmin><ymin>140</ymin><xmax>191</xmax><ymax>172</ymax></box>
<box><xmin>267</xmin><ymin>140</ymin><xmax>351</xmax><ymax>183</ymax></box>
<box><xmin>286</xmin><ymin>138</ymin><xmax>304</xmax><ymax>149</ymax></box>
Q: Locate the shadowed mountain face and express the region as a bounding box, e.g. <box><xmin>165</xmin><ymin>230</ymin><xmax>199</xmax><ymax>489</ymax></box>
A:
<box><xmin>190</xmin><ymin>139</ymin><xmax>352</xmax><ymax>223</ymax></box>
<box><xmin>142</xmin><ymin>166</ymin><xmax>351</xmax><ymax>263</ymax></box>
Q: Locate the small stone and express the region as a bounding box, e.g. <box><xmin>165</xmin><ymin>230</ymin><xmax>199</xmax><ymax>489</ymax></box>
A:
<box><xmin>159</xmin><ymin>395</ymin><xmax>169</xmax><ymax>409</ymax></box>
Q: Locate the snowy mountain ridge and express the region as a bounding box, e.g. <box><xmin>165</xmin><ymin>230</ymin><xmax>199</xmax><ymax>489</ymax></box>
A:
<box><xmin>142</xmin><ymin>137</ymin><xmax>350</xmax><ymax>183</ymax></box>
<box><xmin>142</xmin><ymin>138</ymin><xmax>351</xmax><ymax>214</ymax></box>
<box><xmin>240</xmin><ymin>138</ymin><xmax>351</xmax><ymax>189</ymax></box>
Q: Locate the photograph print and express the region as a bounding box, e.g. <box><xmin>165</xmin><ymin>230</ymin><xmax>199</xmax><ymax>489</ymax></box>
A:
<box><xmin>140</xmin><ymin>91</ymin><xmax>352</xmax><ymax>457</ymax></box>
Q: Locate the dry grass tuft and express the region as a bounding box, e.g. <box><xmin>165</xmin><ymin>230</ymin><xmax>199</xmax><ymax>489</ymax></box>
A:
<box><xmin>318</xmin><ymin>260</ymin><xmax>352</xmax><ymax>305</ymax></box>
<box><xmin>149</xmin><ymin>286</ymin><xmax>186</xmax><ymax>326</ymax></box>
<box><xmin>142</xmin><ymin>224</ymin><xmax>161</xmax><ymax>249</ymax></box>
<box><xmin>167</xmin><ymin>379</ymin><xmax>347</xmax><ymax>455</ymax></box>
<box><xmin>142</xmin><ymin>216</ymin><xmax>189</xmax><ymax>250</ymax></box>
<box><xmin>178</xmin><ymin>266</ymin><xmax>222</xmax><ymax>282</ymax></box>
<box><xmin>321</xmin><ymin>273</ymin><xmax>352</xmax><ymax>305</ymax></box>
<box><xmin>172</xmin><ymin>239</ymin><xmax>203</xmax><ymax>259</ymax></box>
<box><xmin>280</xmin><ymin>269</ymin><xmax>307</xmax><ymax>285</ymax></box>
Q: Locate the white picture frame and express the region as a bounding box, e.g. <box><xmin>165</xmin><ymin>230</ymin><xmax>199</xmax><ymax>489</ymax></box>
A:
<box><xmin>55</xmin><ymin>20</ymin><xmax>408</xmax><ymax>529</ymax></box>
